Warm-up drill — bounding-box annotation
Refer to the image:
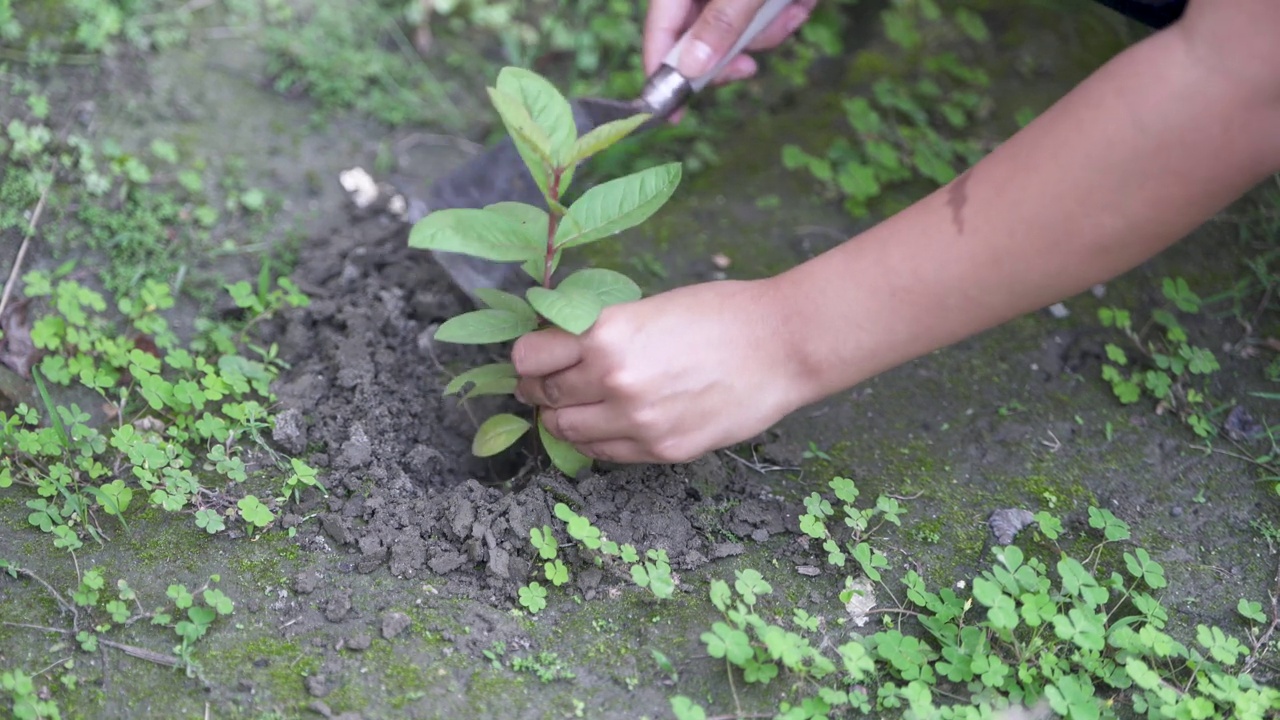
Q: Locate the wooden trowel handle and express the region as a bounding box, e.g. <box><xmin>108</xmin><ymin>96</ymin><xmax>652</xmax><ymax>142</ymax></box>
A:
<box><xmin>662</xmin><ymin>0</ymin><xmax>796</xmax><ymax>92</ymax></box>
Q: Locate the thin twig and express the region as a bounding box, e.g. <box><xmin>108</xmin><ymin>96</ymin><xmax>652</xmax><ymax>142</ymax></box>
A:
<box><xmin>885</xmin><ymin>490</ymin><xmax>925</xmax><ymax>501</ymax></box>
<box><xmin>720</xmin><ymin>448</ymin><xmax>797</xmax><ymax>474</ymax></box>
<box><xmin>3</xmin><ymin>565</ymin><xmax>77</xmax><ymax>622</ymax></box>
<box><xmin>2</xmin><ymin>621</ymin><xmax>68</xmax><ymax>635</ymax></box>
<box><xmin>99</xmin><ymin>638</ymin><xmax>181</xmax><ymax>668</ymax></box>
<box><xmin>33</xmin><ymin>657</ymin><xmax>71</xmax><ymax>677</ymax></box>
<box><xmin>0</xmin><ymin>178</ymin><xmax>53</xmax><ymax>319</ymax></box>
<box><xmin>1</xmin><ymin>622</ymin><xmax>180</xmax><ymax>668</ymax></box>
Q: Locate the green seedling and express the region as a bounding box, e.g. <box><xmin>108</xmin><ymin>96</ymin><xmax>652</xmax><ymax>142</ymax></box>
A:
<box><xmin>409</xmin><ymin>66</ymin><xmax>682</xmax><ymax>478</ymax></box>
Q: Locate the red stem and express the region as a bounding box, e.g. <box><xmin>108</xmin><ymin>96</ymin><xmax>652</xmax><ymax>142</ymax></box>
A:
<box><xmin>544</xmin><ymin>168</ymin><xmax>563</xmax><ymax>289</ymax></box>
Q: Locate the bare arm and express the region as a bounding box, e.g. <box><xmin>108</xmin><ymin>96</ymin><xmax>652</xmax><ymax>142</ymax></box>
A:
<box><xmin>514</xmin><ymin>0</ymin><xmax>1280</xmax><ymax>464</ymax></box>
<box><xmin>773</xmin><ymin>0</ymin><xmax>1280</xmax><ymax>409</ymax></box>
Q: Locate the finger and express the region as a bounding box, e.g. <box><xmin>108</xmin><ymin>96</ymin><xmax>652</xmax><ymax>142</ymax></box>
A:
<box><xmin>511</xmin><ymin>327</ymin><xmax>582</xmax><ymax>378</ymax></box>
<box><xmin>515</xmin><ymin>362</ymin><xmax>605</xmax><ymax>409</ymax></box>
<box><xmin>644</xmin><ymin>0</ymin><xmax>700</xmax><ymax>76</ymax></box>
<box><xmin>673</xmin><ymin>0</ymin><xmax>768</xmax><ymax>78</ymax></box>
<box><xmin>708</xmin><ymin>54</ymin><xmax>757</xmax><ymax>85</ymax></box>
<box><xmin>743</xmin><ymin>0</ymin><xmax>815</xmax><ymax>51</ymax></box>
<box><xmin>540</xmin><ymin>404</ymin><xmax>635</xmax><ymax>445</ymax></box>
<box><xmin>574</xmin><ymin>438</ymin><xmax>654</xmax><ymax>464</ymax></box>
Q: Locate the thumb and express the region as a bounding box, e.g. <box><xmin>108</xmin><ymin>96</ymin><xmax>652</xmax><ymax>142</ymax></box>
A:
<box><xmin>674</xmin><ymin>0</ymin><xmax>768</xmax><ymax>79</ymax></box>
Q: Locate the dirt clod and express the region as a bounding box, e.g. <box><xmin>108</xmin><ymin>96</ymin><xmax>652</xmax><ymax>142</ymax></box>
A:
<box><xmin>305</xmin><ymin>675</ymin><xmax>331</xmax><ymax>698</ymax></box>
<box><xmin>380</xmin><ymin>611</ymin><xmax>411</xmax><ymax>640</ymax></box>
<box><xmin>323</xmin><ymin>591</ymin><xmax>352</xmax><ymax>623</ymax></box>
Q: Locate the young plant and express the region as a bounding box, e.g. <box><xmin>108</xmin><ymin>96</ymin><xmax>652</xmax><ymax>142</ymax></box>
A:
<box><xmin>1097</xmin><ymin>275</ymin><xmax>1221</xmax><ymax>437</ymax></box>
<box><xmin>408</xmin><ymin>66</ymin><xmax>682</xmax><ymax>478</ymax></box>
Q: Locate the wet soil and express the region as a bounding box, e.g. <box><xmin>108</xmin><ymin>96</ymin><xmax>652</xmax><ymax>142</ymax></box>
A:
<box><xmin>2</xmin><ymin>4</ymin><xmax>1280</xmax><ymax>719</ymax></box>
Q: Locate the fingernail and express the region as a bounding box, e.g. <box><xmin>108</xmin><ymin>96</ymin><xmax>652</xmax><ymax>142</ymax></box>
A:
<box><xmin>679</xmin><ymin>39</ymin><xmax>716</xmax><ymax>79</ymax></box>
<box><xmin>514</xmin><ymin>389</ymin><xmax>529</xmax><ymax>405</ymax></box>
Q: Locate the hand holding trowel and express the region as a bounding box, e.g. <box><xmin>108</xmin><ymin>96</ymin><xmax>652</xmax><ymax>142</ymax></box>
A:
<box><xmin>415</xmin><ymin>0</ymin><xmax>799</xmax><ymax>301</ymax></box>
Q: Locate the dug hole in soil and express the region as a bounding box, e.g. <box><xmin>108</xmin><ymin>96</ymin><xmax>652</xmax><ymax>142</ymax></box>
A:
<box><xmin>267</xmin><ymin>213</ymin><xmax>795</xmax><ymax>604</ymax></box>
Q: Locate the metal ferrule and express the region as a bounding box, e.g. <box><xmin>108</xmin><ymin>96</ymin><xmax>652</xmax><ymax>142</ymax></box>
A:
<box><xmin>638</xmin><ymin>66</ymin><xmax>693</xmax><ymax>120</ymax></box>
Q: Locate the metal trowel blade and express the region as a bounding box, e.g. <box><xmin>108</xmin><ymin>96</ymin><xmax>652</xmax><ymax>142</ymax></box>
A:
<box><xmin>417</xmin><ymin>97</ymin><xmax>657</xmax><ymax>301</ymax></box>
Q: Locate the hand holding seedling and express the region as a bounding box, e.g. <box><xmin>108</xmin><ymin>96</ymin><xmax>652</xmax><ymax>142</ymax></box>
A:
<box><xmin>409</xmin><ymin>67</ymin><xmax>683</xmax><ymax>477</ymax></box>
<box><xmin>512</xmin><ymin>279</ymin><xmax>808</xmax><ymax>464</ymax></box>
<box><xmin>520</xmin><ymin>1</ymin><xmax>1280</xmax><ymax>465</ymax></box>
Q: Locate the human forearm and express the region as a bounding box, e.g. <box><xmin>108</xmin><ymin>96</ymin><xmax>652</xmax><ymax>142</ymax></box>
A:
<box><xmin>772</xmin><ymin>16</ymin><xmax>1280</xmax><ymax>407</ymax></box>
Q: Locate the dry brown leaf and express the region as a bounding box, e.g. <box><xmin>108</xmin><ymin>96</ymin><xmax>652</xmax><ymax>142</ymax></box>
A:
<box><xmin>0</xmin><ymin>298</ymin><xmax>39</xmax><ymax>378</ymax></box>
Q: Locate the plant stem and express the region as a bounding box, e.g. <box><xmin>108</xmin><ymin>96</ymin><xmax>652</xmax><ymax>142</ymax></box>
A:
<box><xmin>544</xmin><ymin>169</ymin><xmax>564</xmax><ymax>288</ymax></box>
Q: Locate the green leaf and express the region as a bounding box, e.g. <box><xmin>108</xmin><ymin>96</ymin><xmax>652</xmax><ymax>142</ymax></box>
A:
<box><xmin>570</xmin><ymin>114</ymin><xmax>650</xmax><ymax>165</ymax></box>
<box><xmin>483</xmin><ymin>202</ymin><xmax>549</xmax><ymax>256</ymax></box>
<box><xmin>487</xmin><ymin>86</ymin><xmax>554</xmax><ymax>192</ymax></box>
<box><xmin>194</xmin><ymin>508</ymin><xmax>225</xmax><ymax>534</ymax></box>
<box><xmin>545</xmin><ymin>559</ymin><xmax>569</xmax><ymax>586</ymax></box>
<box><xmin>670</xmin><ymin>696</ymin><xmax>707</xmax><ymax>720</ymax></box>
<box><xmin>237</xmin><ymin>495</ymin><xmax>275</xmax><ymax>528</ymax></box>
<box><xmin>473</xmin><ymin>287</ymin><xmax>537</xmax><ymax>324</ymax></box>
<box><xmin>444</xmin><ymin>362</ymin><xmax>518</xmax><ymax>399</ymax></box>
<box><xmin>472</xmin><ymin>413</ymin><xmax>531</xmax><ymax>457</ymax></box>
<box><xmin>1088</xmin><ymin>506</ymin><xmax>1131</xmax><ymax>542</ymax></box>
<box><xmin>496</xmin><ymin>67</ymin><xmax>577</xmax><ymax>165</ymax></box>
<box><xmin>408</xmin><ymin>207</ymin><xmax>544</xmax><ymax>262</ymax></box>
<box><xmin>539</xmin><ymin>420</ymin><xmax>591</xmax><ymax>478</ymax></box>
<box><xmin>953</xmin><ymin>8</ymin><xmax>990</xmax><ymax>42</ymax></box>
<box><xmin>733</xmin><ymin>568</ymin><xmax>772</xmax><ymax>605</ymax></box>
<box><xmin>555</xmin><ymin>163</ymin><xmax>681</xmax><ymax>249</ymax></box>
<box><xmin>526</xmin><ymin>287</ymin><xmax>603</xmax><ymax>335</ymax></box>
<box><xmin>701</xmin><ymin>622</ymin><xmax>752</xmax><ymax>665</ymax></box>
<box><xmin>1238</xmin><ymin>598</ymin><xmax>1267</xmax><ymax>624</ymax></box>
<box><xmin>708</xmin><ymin>580</ymin><xmax>732</xmax><ymax>612</ymax></box>
<box><xmin>94</xmin><ymin>479</ymin><xmax>133</xmax><ymax>516</ymax></box>
<box><xmin>518</xmin><ymin>581</ymin><xmax>548</xmax><ymax>613</ymax></box>
<box><xmin>203</xmin><ymin>589</ymin><xmax>234</xmax><ymax>615</ymax></box>
<box><xmin>435</xmin><ymin>309</ymin><xmax>537</xmax><ymax>344</ymax></box>
<box><xmin>557</xmin><ymin>268</ymin><xmax>641</xmax><ymax>307</ymax></box>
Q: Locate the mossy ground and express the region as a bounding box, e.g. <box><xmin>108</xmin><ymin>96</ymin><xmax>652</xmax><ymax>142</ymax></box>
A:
<box><xmin>2</xmin><ymin>3</ymin><xmax>1279</xmax><ymax>719</ymax></box>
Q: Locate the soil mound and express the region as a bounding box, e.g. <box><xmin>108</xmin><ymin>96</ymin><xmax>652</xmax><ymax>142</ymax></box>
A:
<box><xmin>269</xmin><ymin>218</ymin><xmax>793</xmax><ymax>598</ymax></box>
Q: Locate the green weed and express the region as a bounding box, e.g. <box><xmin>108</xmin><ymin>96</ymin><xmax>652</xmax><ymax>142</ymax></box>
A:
<box><xmin>671</xmin><ymin>477</ymin><xmax>1279</xmax><ymax>719</ymax></box>
<box><xmin>0</xmin><ymin>560</ymin><xmax>234</xmax><ymax>717</ymax></box>
<box><xmin>1097</xmin><ymin>276</ymin><xmax>1221</xmax><ymax>438</ymax></box>
<box><xmin>516</xmin><ymin>502</ymin><xmax>675</xmax><ymax>615</ymax></box>
<box><xmin>782</xmin><ymin>0</ymin><xmax>995</xmax><ymax>218</ymax></box>
<box><xmin>0</xmin><ymin>268</ymin><xmax>316</xmax><ymax>548</ymax></box>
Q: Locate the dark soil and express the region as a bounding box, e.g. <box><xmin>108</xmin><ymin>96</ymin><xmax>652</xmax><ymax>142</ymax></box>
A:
<box><xmin>268</xmin><ymin>215</ymin><xmax>795</xmax><ymax>601</ymax></box>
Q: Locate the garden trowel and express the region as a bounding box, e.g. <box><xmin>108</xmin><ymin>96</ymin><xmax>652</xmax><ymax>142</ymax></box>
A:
<box><xmin>417</xmin><ymin>0</ymin><xmax>796</xmax><ymax>301</ymax></box>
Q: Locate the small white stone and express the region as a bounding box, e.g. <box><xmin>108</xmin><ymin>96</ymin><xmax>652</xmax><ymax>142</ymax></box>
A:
<box><xmin>388</xmin><ymin>194</ymin><xmax>408</xmax><ymax>219</ymax></box>
<box><xmin>1047</xmin><ymin>302</ymin><xmax>1070</xmax><ymax>319</ymax></box>
<box><xmin>339</xmin><ymin>167</ymin><xmax>379</xmax><ymax>209</ymax></box>
<box><xmin>843</xmin><ymin>577</ymin><xmax>876</xmax><ymax>627</ymax></box>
